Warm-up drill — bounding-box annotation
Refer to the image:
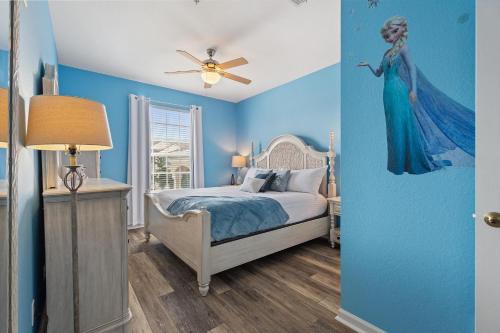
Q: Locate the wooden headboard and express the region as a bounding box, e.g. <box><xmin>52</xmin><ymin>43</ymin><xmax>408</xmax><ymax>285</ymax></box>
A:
<box><xmin>251</xmin><ymin>134</ymin><xmax>336</xmax><ymax>198</ymax></box>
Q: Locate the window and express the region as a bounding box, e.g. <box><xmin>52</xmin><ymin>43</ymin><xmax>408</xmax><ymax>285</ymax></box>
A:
<box><xmin>149</xmin><ymin>103</ymin><xmax>191</xmax><ymax>191</ymax></box>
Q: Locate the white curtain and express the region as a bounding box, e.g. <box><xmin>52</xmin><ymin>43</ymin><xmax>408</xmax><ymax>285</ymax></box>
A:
<box><xmin>41</xmin><ymin>63</ymin><xmax>60</xmax><ymax>189</ymax></box>
<box><xmin>127</xmin><ymin>94</ymin><xmax>151</xmax><ymax>227</ymax></box>
<box><xmin>190</xmin><ymin>105</ymin><xmax>204</xmax><ymax>188</ymax></box>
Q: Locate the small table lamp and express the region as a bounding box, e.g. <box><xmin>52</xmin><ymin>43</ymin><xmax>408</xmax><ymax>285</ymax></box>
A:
<box><xmin>26</xmin><ymin>95</ymin><xmax>112</xmax><ymax>333</ymax></box>
<box><xmin>232</xmin><ymin>155</ymin><xmax>246</xmax><ymax>185</ymax></box>
<box><xmin>0</xmin><ymin>88</ymin><xmax>9</xmax><ymax>148</ymax></box>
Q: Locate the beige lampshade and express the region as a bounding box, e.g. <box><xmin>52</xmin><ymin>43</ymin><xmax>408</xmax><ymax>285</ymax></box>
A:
<box><xmin>26</xmin><ymin>95</ymin><xmax>113</xmax><ymax>151</ymax></box>
<box><xmin>0</xmin><ymin>88</ymin><xmax>8</xmax><ymax>148</ymax></box>
<box><xmin>231</xmin><ymin>155</ymin><xmax>246</xmax><ymax>168</ymax></box>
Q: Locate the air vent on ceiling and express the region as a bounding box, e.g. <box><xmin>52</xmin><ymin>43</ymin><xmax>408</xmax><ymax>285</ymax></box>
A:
<box><xmin>290</xmin><ymin>0</ymin><xmax>307</xmax><ymax>5</ymax></box>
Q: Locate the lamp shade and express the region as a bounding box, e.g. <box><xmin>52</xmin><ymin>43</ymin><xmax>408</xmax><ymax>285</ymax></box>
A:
<box><xmin>231</xmin><ymin>155</ymin><xmax>246</xmax><ymax>168</ymax></box>
<box><xmin>26</xmin><ymin>95</ymin><xmax>113</xmax><ymax>151</ymax></box>
<box><xmin>0</xmin><ymin>88</ymin><xmax>8</xmax><ymax>148</ymax></box>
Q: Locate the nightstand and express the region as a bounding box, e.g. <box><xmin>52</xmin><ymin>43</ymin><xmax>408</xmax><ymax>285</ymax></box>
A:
<box><xmin>327</xmin><ymin>196</ymin><xmax>341</xmax><ymax>248</ymax></box>
<box><xmin>43</xmin><ymin>179</ymin><xmax>132</xmax><ymax>332</ymax></box>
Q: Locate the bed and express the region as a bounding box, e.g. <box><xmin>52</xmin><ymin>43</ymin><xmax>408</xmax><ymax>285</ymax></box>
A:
<box><xmin>144</xmin><ymin>134</ymin><xmax>336</xmax><ymax>296</ymax></box>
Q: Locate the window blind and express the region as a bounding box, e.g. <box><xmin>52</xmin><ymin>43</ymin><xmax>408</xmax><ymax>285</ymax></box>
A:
<box><xmin>149</xmin><ymin>103</ymin><xmax>191</xmax><ymax>191</ymax></box>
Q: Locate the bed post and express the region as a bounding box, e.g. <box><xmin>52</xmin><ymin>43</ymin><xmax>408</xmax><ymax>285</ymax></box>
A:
<box><xmin>197</xmin><ymin>208</ymin><xmax>211</xmax><ymax>296</ymax></box>
<box><xmin>328</xmin><ymin>131</ymin><xmax>337</xmax><ymax>198</ymax></box>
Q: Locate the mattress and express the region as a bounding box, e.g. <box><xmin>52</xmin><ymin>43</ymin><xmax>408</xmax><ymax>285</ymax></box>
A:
<box><xmin>155</xmin><ymin>186</ymin><xmax>328</xmax><ymax>225</ymax></box>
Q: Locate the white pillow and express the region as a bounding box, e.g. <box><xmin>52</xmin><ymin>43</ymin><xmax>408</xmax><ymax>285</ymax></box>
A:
<box><xmin>287</xmin><ymin>166</ymin><xmax>327</xmax><ymax>194</ymax></box>
<box><xmin>240</xmin><ymin>177</ymin><xmax>266</xmax><ymax>193</ymax></box>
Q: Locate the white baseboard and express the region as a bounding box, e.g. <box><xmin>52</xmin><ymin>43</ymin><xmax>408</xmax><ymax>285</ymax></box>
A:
<box><xmin>335</xmin><ymin>308</ymin><xmax>386</xmax><ymax>333</ymax></box>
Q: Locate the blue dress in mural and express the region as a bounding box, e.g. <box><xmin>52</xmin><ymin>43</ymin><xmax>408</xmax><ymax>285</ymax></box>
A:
<box><xmin>359</xmin><ymin>16</ymin><xmax>475</xmax><ymax>175</ymax></box>
<box><xmin>381</xmin><ymin>52</ymin><xmax>474</xmax><ymax>175</ymax></box>
<box><xmin>381</xmin><ymin>54</ymin><xmax>443</xmax><ymax>174</ymax></box>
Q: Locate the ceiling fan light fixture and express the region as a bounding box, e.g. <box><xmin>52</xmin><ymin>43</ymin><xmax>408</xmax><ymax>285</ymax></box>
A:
<box><xmin>201</xmin><ymin>70</ymin><xmax>221</xmax><ymax>85</ymax></box>
<box><xmin>168</xmin><ymin>49</ymin><xmax>251</xmax><ymax>87</ymax></box>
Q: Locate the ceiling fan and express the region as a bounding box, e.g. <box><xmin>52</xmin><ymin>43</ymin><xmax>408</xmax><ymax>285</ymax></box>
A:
<box><xmin>165</xmin><ymin>48</ymin><xmax>251</xmax><ymax>88</ymax></box>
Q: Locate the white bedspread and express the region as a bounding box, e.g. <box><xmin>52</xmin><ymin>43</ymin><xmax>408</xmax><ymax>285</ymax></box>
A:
<box><xmin>155</xmin><ymin>186</ymin><xmax>327</xmax><ymax>224</ymax></box>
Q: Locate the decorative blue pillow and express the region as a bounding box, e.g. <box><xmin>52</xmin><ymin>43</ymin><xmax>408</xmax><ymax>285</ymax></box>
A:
<box><xmin>270</xmin><ymin>169</ymin><xmax>291</xmax><ymax>192</ymax></box>
<box><xmin>261</xmin><ymin>173</ymin><xmax>276</xmax><ymax>192</ymax></box>
<box><xmin>254</xmin><ymin>172</ymin><xmax>270</xmax><ymax>180</ymax></box>
<box><xmin>254</xmin><ymin>171</ymin><xmax>275</xmax><ymax>192</ymax></box>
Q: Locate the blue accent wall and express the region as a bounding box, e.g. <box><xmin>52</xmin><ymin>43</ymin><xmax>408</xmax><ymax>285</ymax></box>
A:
<box><xmin>18</xmin><ymin>1</ymin><xmax>58</xmax><ymax>332</ymax></box>
<box><xmin>0</xmin><ymin>49</ymin><xmax>8</xmax><ymax>87</ymax></box>
<box><xmin>341</xmin><ymin>1</ymin><xmax>474</xmax><ymax>332</ymax></box>
<box><xmin>235</xmin><ymin>64</ymin><xmax>341</xmax><ymax>191</ymax></box>
<box><xmin>59</xmin><ymin>66</ymin><xmax>237</xmax><ymax>187</ymax></box>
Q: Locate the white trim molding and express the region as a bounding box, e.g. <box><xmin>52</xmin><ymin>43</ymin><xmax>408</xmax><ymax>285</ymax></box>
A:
<box><xmin>335</xmin><ymin>309</ymin><xmax>387</xmax><ymax>333</ymax></box>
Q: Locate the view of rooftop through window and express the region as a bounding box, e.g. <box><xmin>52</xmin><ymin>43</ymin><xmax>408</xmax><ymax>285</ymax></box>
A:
<box><xmin>149</xmin><ymin>104</ymin><xmax>191</xmax><ymax>191</ymax></box>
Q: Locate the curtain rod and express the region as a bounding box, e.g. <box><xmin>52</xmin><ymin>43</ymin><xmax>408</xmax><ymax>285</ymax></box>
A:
<box><xmin>150</xmin><ymin>99</ymin><xmax>191</xmax><ymax>111</ymax></box>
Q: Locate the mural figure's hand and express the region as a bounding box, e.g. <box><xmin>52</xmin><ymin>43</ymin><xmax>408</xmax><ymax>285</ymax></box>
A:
<box><xmin>358</xmin><ymin>61</ymin><xmax>383</xmax><ymax>77</ymax></box>
<box><xmin>409</xmin><ymin>91</ymin><xmax>417</xmax><ymax>104</ymax></box>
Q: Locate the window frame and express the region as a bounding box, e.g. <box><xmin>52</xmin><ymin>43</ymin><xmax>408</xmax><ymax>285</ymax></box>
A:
<box><xmin>148</xmin><ymin>101</ymin><xmax>192</xmax><ymax>191</ymax></box>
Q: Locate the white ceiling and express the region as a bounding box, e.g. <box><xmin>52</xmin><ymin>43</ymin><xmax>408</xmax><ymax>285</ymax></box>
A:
<box><xmin>49</xmin><ymin>0</ymin><xmax>340</xmax><ymax>103</ymax></box>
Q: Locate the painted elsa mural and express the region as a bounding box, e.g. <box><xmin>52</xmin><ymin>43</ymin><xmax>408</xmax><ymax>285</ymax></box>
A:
<box><xmin>358</xmin><ymin>16</ymin><xmax>475</xmax><ymax>175</ymax></box>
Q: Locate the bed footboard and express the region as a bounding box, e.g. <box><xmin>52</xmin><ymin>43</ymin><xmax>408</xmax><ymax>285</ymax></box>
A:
<box><xmin>144</xmin><ymin>193</ymin><xmax>211</xmax><ymax>296</ymax></box>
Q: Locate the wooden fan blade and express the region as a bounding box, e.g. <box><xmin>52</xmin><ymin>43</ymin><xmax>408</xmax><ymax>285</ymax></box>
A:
<box><xmin>164</xmin><ymin>70</ymin><xmax>201</xmax><ymax>75</ymax></box>
<box><xmin>176</xmin><ymin>50</ymin><xmax>204</xmax><ymax>65</ymax></box>
<box><xmin>218</xmin><ymin>57</ymin><xmax>248</xmax><ymax>70</ymax></box>
<box><xmin>204</xmin><ymin>83</ymin><xmax>212</xmax><ymax>89</ymax></box>
<box><xmin>221</xmin><ymin>72</ymin><xmax>252</xmax><ymax>85</ymax></box>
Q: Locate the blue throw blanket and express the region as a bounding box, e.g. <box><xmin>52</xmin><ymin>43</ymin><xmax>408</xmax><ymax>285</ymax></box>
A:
<box><xmin>167</xmin><ymin>196</ymin><xmax>290</xmax><ymax>241</ymax></box>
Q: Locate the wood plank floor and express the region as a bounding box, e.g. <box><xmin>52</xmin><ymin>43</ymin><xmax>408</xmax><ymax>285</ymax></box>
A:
<box><xmin>127</xmin><ymin>228</ymin><xmax>354</xmax><ymax>333</ymax></box>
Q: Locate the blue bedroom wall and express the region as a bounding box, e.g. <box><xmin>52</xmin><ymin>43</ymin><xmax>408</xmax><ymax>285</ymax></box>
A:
<box><xmin>0</xmin><ymin>49</ymin><xmax>7</xmax><ymax>86</ymax></box>
<box><xmin>341</xmin><ymin>1</ymin><xmax>474</xmax><ymax>332</ymax></box>
<box><xmin>235</xmin><ymin>64</ymin><xmax>341</xmax><ymax>192</ymax></box>
<box><xmin>18</xmin><ymin>1</ymin><xmax>58</xmax><ymax>332</ymax></box>
<box><xmin>58</xmin><ymin>66</ymin><xmax>237</xmax><ymax>187</ymax></box>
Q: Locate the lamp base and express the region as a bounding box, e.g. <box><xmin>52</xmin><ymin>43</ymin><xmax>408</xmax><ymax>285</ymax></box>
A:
<box><xmin>64</xmin><ymin>145</ymin><xmax>85</xmax><ymax>192</ymax></box>
<box><xmin>63</xmin><ymin>165</ymin><xmax>84</xmax><ymax>193</ymax></box>
<box><xmin>236</xmin><ymin>168</ymin><xmax>244</xmax><ymax>185</ymax></box>
<box><xmin>63</xmin><ymin>150</ymin><xmax>84</xmax><ymax>333</ymax></box>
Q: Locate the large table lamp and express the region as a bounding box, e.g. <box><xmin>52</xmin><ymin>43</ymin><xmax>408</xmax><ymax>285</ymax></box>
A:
<box><xmin>26</xmin><ymin>95</ymin><xmax>112</xmax><ymax>333</ymax></box>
